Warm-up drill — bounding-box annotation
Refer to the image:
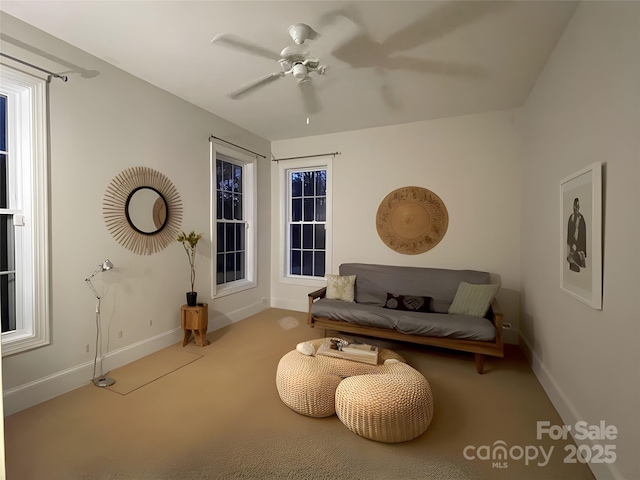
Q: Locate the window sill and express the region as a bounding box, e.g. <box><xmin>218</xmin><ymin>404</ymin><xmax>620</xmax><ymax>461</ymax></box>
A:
<box><xmin>212</xmin><ymin>279</ymin><xmax>257</xmax><ymax>299</ymax></box>
<box><xmin>279</xmin><ymin>275</ymin><xmax>326</xmax><ymax>289</ymax></box>
<box><xmin>2</xmin><ymin>331</ymin><xmax>50</xmax><ymax>357</ymax></box>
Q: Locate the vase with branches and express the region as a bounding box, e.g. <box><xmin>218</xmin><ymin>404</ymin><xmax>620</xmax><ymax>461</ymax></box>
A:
<box><xmin>177</xmin><ymin>230</ymin><xmax>203</xmax><ymax>306</ymax></box>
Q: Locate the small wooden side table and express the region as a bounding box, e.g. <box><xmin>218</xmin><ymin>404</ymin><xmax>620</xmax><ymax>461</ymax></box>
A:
<box><xmin>181</xmin><ymin>303</ymin><xmax>210</xmax><ymax>347</ymax></box>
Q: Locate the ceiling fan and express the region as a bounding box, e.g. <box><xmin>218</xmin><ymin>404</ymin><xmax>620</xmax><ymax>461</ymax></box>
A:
<box><xmin>211</xmin><ymin>16</ymin><xmax>357</xmax><ymax>113</ymax></box>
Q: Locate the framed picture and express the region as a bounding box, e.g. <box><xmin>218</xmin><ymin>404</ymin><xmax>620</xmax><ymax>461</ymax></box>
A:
<box><xmin>559</xmin><ymin>162</ymin><xmax>602</xmax><ymax>309</ymax></box>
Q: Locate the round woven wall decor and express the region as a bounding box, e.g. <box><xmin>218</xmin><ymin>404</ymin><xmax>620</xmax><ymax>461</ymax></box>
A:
<box><xmin>376</xmin><ymin>186</ymin><xmax>448</xmax><ymax>255</ymax></box>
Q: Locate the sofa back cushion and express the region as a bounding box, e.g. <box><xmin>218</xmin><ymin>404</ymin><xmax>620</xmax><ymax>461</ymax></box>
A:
<box><xmin>339</xmin><ymin>263</ymin><xmax>491</xmax><ymax>314</ymax></box>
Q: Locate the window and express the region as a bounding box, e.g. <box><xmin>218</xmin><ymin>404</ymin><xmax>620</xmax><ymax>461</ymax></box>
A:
<box><xmin>282</xmin><ymin>160</ymin><xmax>332</xmax><ymax>282</ymax></box>
<box><xmin>0</xmin><ymin>66</ymin><xmax>50</xmax><ymax>356</ymax></box>
<box><xmin>210</xmin><ymin>142</ymin><xmax>256</xmax><ymax>297</ymax></box>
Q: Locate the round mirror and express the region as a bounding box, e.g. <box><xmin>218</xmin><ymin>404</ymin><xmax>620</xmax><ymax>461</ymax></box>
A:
<box><xmin>126</xmin><ymin>187</ymin><xmax>167</xmax><ymax>234</ymax></box>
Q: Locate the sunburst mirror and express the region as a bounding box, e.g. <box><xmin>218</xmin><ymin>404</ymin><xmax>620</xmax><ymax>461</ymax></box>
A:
<box><xmin>103</xmin><ymin>167</ymin><xmax>183</xmax><ymax>255</ymax></box>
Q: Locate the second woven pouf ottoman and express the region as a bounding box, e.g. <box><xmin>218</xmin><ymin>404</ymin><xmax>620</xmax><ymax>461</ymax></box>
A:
<box><xmin>276</xmin><ymin>337</ymin><xmax>433</xmax><ymax>443</ymax></box>
<box><xmin>335</xmin><ymin>361</ymin><xmax>433</xmax><ymax>443</ymax></box>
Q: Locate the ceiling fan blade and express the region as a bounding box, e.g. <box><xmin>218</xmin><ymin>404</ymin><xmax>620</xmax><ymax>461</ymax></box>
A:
<box><xmin>211</xmin><ymin>33</ymin><xmax>282</xmax><ymax>61</ymax></box>
<box><xmin>228</xmin><ymin>72</ymin><xmax>284</xmax><ymax>99</ymax></box>
<box><xmin>310</xmin><ymin>13</ymin><xmax>362</xmax><ymax>60</ymax></box>
<box><xmin>299</xmin><ymin>80</ymin><xmax>321</xmax><ymax>115</ymax></box>
<box><xmin>381</xmin><ymin>1</ymin><xmax>511</xmax><ymax>54</ymax></box>
<box><xmin>381</xmin><ymin>56</ymin><xmax>486</xmax><ymax>77</ymax></box>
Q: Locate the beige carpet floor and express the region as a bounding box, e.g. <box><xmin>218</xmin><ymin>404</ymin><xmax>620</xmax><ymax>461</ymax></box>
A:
<box><xmin>4</xmin><ymin>308</ymin><xmax>596</xmax><ymax>480</ymax></box>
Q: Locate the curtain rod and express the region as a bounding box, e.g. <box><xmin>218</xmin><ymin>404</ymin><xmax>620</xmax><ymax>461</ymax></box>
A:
<box><xmin>272</xmin><ymin>152</ymin><xmax>341</xmax><ymax>163</ymax></box>
<box><xmin>0</xmin><ymin>53</ymin><xmax>68</xmax><ymax>82</ymax></box>
<box><xmin>209</xmin><ymin>135</ymin><xmax>266</xmax><ymax>159</ymax></box>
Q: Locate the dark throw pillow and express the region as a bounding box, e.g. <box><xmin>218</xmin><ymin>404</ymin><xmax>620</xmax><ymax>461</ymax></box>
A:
<box><xmin>384</xmin><ymin>293</ymin><xmax>431</xmax><ymax>313</ymax></box>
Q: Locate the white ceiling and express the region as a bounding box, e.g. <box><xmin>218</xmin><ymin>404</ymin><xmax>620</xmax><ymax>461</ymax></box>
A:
<box><xmin>1</xmin><ymin>1</ymin><xmax>579</xmax><ymax>141</ymax></box>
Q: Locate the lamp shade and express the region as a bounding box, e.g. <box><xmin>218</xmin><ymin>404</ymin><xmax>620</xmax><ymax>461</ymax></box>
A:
<box><xmin>102</xmin><ymin>259</ymin><xmax>114</xmax><ymax>271</ymax></box>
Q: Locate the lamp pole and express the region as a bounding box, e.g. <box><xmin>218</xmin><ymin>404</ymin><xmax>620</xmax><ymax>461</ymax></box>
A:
<box><xmin>85</xmin><ymin>260</ymin><xmax>116</xmax><ymax>387</ymax></box>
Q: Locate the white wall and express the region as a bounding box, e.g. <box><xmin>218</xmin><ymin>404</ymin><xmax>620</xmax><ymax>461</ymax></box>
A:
<box><xmin>520</xmin><ymin>2</ymin><xmax>639</xmax><ymax>479</ymax></box>
<box><xmin>0</xmin><ymin>13</ymin><xmax>271</xmax><ymax>415</ymax></box>
<box><xmin>270</xmin><ymin>110</ymin><xmax>523</xmax><ymax>343</ymax></box>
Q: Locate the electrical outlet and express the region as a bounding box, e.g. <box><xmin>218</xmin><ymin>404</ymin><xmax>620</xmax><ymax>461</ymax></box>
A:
<box><xmin>118</xmin><ymin>330</ymin><xmax>123</xmax><ymax>338</ymax></box>
<box><xmin>85</xmin><ymin>344</ymin><xmax>90</xmax><ymax>353</ymax></box>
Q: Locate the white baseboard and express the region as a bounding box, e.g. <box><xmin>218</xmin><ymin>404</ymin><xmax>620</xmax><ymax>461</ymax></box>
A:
<box><xmin>3</xmin><ymin>300</ymin><xmax>268</xmax><ymax>416</ymax></box>
<box><xmin>271</xmin><ymin>297</ymin><xmax>306</xmax><ymax>313</ymax></box>
<box><xmin>519</xmin><ymin>334</ymin><xmax>622</xmax><ymax>480</ymax></box>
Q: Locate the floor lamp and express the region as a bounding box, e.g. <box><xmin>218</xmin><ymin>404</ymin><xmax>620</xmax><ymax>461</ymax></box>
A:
<box><xmin>85</xmin><ymin>259</ymin><xmax>116</xmax><ymax>388</ymax></box>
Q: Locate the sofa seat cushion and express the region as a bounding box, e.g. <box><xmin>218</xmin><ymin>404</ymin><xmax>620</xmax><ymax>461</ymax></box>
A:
<box><xmin>311</xmin><ymin>298</ymin><xmax>496</xmax><ymax>342</ymax></box>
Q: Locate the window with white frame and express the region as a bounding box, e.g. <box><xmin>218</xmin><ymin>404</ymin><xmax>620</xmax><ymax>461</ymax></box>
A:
<box><xmin>283</xmin><ymin>161</ymin><xmax>331</xmax><ymax>281</ymax></box>
<box><xmin>211</xmin><ymin>142</ymin><xmax>257</xmax><ymax>297</ymax></box>
<box><xmin>0</xmin><ymin>66</ymin><xmax>50</xmax><ymax>356</ymax></box>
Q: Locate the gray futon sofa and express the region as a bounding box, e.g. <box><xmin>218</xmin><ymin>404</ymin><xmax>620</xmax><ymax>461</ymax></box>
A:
<box><xmin>308</xmin><ymin>263</ymin><xmax>504</xmax><ymax>374</ymax></box>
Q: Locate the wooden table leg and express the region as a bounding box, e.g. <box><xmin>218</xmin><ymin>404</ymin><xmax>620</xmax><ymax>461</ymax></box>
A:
<box><xmin>183</xmin><ymin>329</ymin><xmax>191</xmax><ymax>347</ymax></box>
<box><xmin>193</xmin><ymin>328</ymin><xmax>210</xmax><ymax>346</ymax></box>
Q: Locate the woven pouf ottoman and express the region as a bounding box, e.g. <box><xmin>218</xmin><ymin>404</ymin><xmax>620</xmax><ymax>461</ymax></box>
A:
<box><xmin>335</xmin><ymin>361</ymin><xmax>433</xmax><ymax>443</ymax></box>
<box><xmin>276</xmin><ymin>338</ymin><xmax>433</xmax><ymax>442</ymax></box>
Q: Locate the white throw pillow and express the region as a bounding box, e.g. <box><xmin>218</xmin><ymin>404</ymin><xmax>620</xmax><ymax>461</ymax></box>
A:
<box><xmin>296</xmin><ymin>342</ymin><xmax>315</xmax><ymax>356</ymax></box>
<box><xmin>326</xmin><ymin>274</ymin><xmax>357</xmax><ymax>302</ymax></box>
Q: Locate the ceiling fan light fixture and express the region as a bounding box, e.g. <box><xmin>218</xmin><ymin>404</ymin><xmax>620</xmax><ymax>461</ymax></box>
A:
<box><xmin>292</xmin><ymin>63</ymin><xmax>308</xmax><ymax>80</ymax></box>
<box><xmin>288</xmin><ymin>23</ymin><xmax>311</xmax><ymax>45</ymax></box>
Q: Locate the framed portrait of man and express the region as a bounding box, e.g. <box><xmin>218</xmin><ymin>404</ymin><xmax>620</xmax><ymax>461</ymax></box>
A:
<box><xmin>559</xmin><ymin>162</ymin><xmax>602</xmax><ymax>309</ymax></box>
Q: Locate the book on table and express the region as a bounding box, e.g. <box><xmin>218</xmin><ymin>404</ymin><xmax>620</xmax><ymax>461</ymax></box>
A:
<box><xmin>316</xmin><ymin>340</ymin><xmax>379</xmax><ymax>365</ymax></box>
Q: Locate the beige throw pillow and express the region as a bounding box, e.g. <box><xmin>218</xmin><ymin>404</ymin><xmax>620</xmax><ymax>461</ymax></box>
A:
<box><xmin>448</xmin><ymin>281</ymin><xmax>500</xmax><ymax>318</ymax></box>
<box><xmin>326</xmin><ymin>274</ymin><xmax>357</xmax><ymax>302</ymax></box>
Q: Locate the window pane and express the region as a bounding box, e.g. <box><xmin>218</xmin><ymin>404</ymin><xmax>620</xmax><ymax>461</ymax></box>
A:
<box><xmin>291</xmin><ymin>172</ymin><xmax>302</xmax><ymax>198</ymax></box>
<box><xmin>235</xmin><ymin>252</ymin><xmax>245</xmax><ymax>280</ymax></box>
<box><xmin>0</xmin><ymin>154</ymin><xmax>7</xmax><ymax>209</ymax></box>
<box><xmin>315</xmin><ymin>170</ymin><xmax>326</xmax><ymax>196</ymax></box>
<box><xmin>226</xmin><ymin>253</ymin><xmax>236</xmax><ymax>282</ymax></box>
<box><xmin>234</xmin><ymin>193</ymin><xmax>242</xmax><ymax>220</ymax></box>
<box><xmin>303</xmin><ymin>198</ymin><xmax>314</xmax><ymax>221</ymax></box>
<box><xmin>0</xmin><ymin>95</ymin><xmax>6</xmax><ymax>153</ymax></box>
<box><xmin>291</xmin><ymin>224</ymin><xmax>301</xmax><ymax>249</ymax></box>
<box><xmin>222</xmin><ymin>161</ymin><xmax>233</xmax><ymax>188</ymax></box>
<box><xmin>302</xmin><ymin>251</ymin><xmax>313</xmax><ymax>276</ymax></box>
<box><xmin>303</xmin><ymin>224</ymin><xmax>313</xmax><ymax>249</ymax></box>
<box><xmin>1</xmin><ymin>213</ymin><xmax>15</xmax><ymax>332</ymax></box>
<box><xmin>235</xmin><ymin>223</ymin><xmax>244</xmax><ymax>251</ymax></box>
<box><xmin>290</xmin><ymin>250</ymin><xmax>301</xmax><ymax>275</ymax></box>
<box><xmin>216</xmin><ymin>223</ymin><xmax>225</xmax><ymax>253</ymax></box>
<box><xmin>225</xmin><ymin>223</ymin><xmax>235</xmax><ymax>252</ymax></box>
<box><xmin>233</xmin><ymin>165</ymin><xmax>242</xmax><ymax>193</ymax></box>
<box><xmin>314</xmin><ymin>252</ymin><xmax>325</xmax><ymax>277</ymax></box>
<box><xmin>315</xmin><ymin>197</ymin><xmax>326</xmax><ymax>222</ymax></box>
<box><xmin>314</xmin><ymin>224</ymin><xmax>325</xmax><ymax>249</ymax></box>
<box><xmin>216</xmin><ymin>191</ymin><xmax>223</xmax><ymax>220</ymax></box>
<box><xmin>1</xmin><ymin>214</ymin><xmax>14</xmax><ymax>271</ymax></box>
<box><xmin>1</xmin><ymin>272</ymin><xmax>15</xmax><ymax>333</ymax></box>
<box><xmin>303</xmin><ymin>172</ymin><xmax>315</xmax><ymax>196</ymax></box>
<box><xmin>291</xmin><ymin>198</ymin><xmax>302</xmax><ymax>222</ymax></box>
<box><xmin>223</xmin><ymin>192</ymin><xmax>233</xmax><ymax>220</ymax></box>
<box><xmin>216</xmin><ymin>161</ymin><xmax>223</xmax><ymax>187</ymax></box>
<box><xmin>216</xmin><ymin>254</ymin><xmax>225</xmax><ymax>285</ymax></box>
